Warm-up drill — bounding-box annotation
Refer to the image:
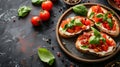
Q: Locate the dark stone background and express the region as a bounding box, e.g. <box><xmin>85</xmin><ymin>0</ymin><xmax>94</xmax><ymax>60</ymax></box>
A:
<box><xmin>0</xmin><ymin>0</ymin><xmax>120</xmax><ymax>67</ymax></box>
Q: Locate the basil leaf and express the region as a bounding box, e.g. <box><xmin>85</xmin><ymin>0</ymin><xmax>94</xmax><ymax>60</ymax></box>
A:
<box><xmin>73</xmin><ymin>5</ymin><xmax>88</xmax><ymax>16</ymax></box>
<box><xmin>89</xmin><ymin>12</ymin><xmax>94</xmax><ymax>19</ymax></box>
<box><xmin>89</xmin><ymin>36</ymin><xmax>100</xmax><ymax>44</ymax></box>
<box><xmin>103</xmin><ymin>13</ymin><xmax>108</xmax><ymax>21</ymax></box>
<box><xmin>63</xmin><ymin>24</ymin><xmax>68</xmax><ymax>31</ymax></box>
<box><xmin>81</xmin><ymin>46</ymin><xmax>88</xmax><ymax>49</ymax></box>
<box><xmin>32</xmin><ymin>0</ymin><xmax>45</xmax><ymax>5</ymax></box>
<box><xmin>18</xmin><ymin>6</ymin><xmax>31</xmax><ymax>17</ymax></box>
<box><xmin>100</xmin><ymin>37</ymin><xmax>106</xmax><ymax>43</ymax></box>
<box><xmin>91</xmin><ymin>27</ymin><xmax>101</xmax><ymax>37</ymax></box>
<box><xmin>74</xmin><ymin>19</ymin><xmax>83</xmax><ymax>26</ymax></box>
<box><xmin>96</xmin><ymin>14</ymin><xmax>103</xmax><ymax>18</ymax></box>
<box><xmin>95</xmin><ymin>22</ymin><xmax>101</xmax><ymax>26</ymax></box>
<box><xmin>107</xmin><ymin>18</ymin><xmax>113</xmax><ymax>28</ymax></box>
<box><xmin>38</xmin><ymin>48</ymin><xmax>55</xmax><ymax>66</ymax></box>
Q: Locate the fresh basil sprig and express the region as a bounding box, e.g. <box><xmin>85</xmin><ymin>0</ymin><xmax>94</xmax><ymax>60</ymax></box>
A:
<box><xmin>38</xmin><ymin>48</ymin><xmax>55</xmax><ymax>66</ymax></box>
<box><xmin>73</xmin><ymin>5</ymin><xmax>88</xmax><ymax>16</ymax></box>
<box><xmin>18</xmin><ymin>6</ymin><xmax>31</xmax><ymax>17</ymax></box>
<box><xmin>32</xmin><ymin>0</ymin><xmax>45</xmax><ymax>5</ymax></box>
<box><xmin>89</xmin><ymin>27</ymin><xmax>106</xmax><ymax>44</ymax></box>
<box><xmin>89</xmin><ymin>12</ymin><xmax>95</xmax><ymax>19</ymax></box>
<box><xmin>63</xmin><ymin>19</ymin><xmax>83</xmax><ymax>31</ymax></box>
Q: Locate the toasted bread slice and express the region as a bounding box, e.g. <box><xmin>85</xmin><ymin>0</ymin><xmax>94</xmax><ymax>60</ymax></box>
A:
<box><xmin>75</xmin><ymin>32</ymin><xmax>116</xmax><ymax>57</ymax></box>
<box><xmin>87</xmin><ymin>5</ymin><xmax>119</xmax><ymax>37</ymax></box>
<box><xmin>59</xmin><ymin>16</ymin><xmax>94</xmax><ymax>38</ymax></box>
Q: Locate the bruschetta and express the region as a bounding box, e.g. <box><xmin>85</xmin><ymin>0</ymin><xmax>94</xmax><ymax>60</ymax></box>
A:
<box><xmin>87</xmin><ymin>5</ymin><xmax>107</xmax><ymax>19</ymax></box>
<box><xmin>59</xmin><ymin>16</ymin><xmax>94</xmax><ymax>38</ymax></box>
<box><xmin>75</xmin><ymin>27</ymin><xmax>116</xmax><ymax>57</ymax></box>
<box><xmin>87</xmin><ymin>5</ymin><xmax>119</xmax><ymax>37</ymax></box>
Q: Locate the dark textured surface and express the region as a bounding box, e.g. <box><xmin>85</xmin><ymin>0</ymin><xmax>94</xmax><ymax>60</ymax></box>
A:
<box><xmin>0</xmin><ymin>0</ymin><xmax>120</xmax><ymax>67</ymax></box>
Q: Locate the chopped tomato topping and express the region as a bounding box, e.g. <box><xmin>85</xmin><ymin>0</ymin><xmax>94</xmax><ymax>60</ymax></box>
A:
<box><xmin>112</xmin><ymin>23</ymin><xmax>116</xmax><ymax>31</ymax></box>
<box><xmin>67</xmin><ymin>28</ymin><xmax>74</xmax><ymax>33</ymax></box>
<box><xmin>85</xmin><ymin>20</ymin><xmax>91</xmax><ymax>25</ymax></box>
<box><xmin>81</xmin><ymin>18</ymin><xmax>86</xmax><ymax>24</ymax></box>
<box><xmin>74</xmin><ymin>26</ymin><xmax>81</xmax><ymax>32</ymax></box>
<box><xmin>93</xmin><ymin>17</ymin><xmax>102</xmax><ymax>23</ymax></box>
<box><xmin>108</xmin><ymin>14</ymin><xmax>112</xmax><ymax>18</ymax></box>
<box><xmin>101</xmin><ymin>44</ymin><xmax>108</xmax><ymax>51</ymax></box>
<box><xmin>61</xmin><ymin>18</ymin><xmax>71</xmax><ymax>28</ymax></box>
<box><xmin>103</xmin><ymin>23</ymin><xmax>111</xmax><ymax>30</ymax></box>
<box><xmin>92</xmin><ymin>5</ymin><xmax>103</xmax><ymax>13</ymax></box>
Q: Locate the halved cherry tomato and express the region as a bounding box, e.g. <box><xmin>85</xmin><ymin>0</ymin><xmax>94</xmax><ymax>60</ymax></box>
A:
<box><xmin>81</xmin><ymin>18</ymin><xmax>86</xmax><ymax>24</ymax></box>
<box><xmin>41</xmin><ymin>1</ymin><xmax>53</xmax><ymax>11</ymax></box>
<box><xmin>60</xmin><ymin>18</ymin><xmax>71</xmax><ymax>28</ymax></box>
<box><xmin>31</xmin><ymin>16</ymin><xmax>41</xmax><ymax>26</ymax></box>
<box><xmin>39</xmin><ymin>10</ymin><xmax>50</xmax><ymax>21</ymax></box>
<box><xmin>108</xmin><ymin>14</ymin><xmax>112</xmax><ymax>18</ymax></box>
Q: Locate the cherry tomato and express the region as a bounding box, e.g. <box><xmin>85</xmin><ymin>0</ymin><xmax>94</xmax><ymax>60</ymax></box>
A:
<box><xmin>31</xmin><ymin>16</ymin><xmax>41</xmax><ymax>26</ymax></box>
<box><xmin>41</xmin><ymin>1</ymin><xmax>53</xmax><ymax>11</ymax></box>
<box><xmin>39</xmin><ymin>10</ymin><xmax>50</xmax><ymax>21</ymax></box>
<box><xmin>103</xmin><ymin>23</ymin><xmax>111</xmax><ymax>30</ymax></box>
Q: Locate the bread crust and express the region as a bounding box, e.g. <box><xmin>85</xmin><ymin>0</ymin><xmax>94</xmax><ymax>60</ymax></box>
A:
<box><xmin>75</xmin><ymin>32</ymin><xmax>117</xmax><ymax>57</ymax></box>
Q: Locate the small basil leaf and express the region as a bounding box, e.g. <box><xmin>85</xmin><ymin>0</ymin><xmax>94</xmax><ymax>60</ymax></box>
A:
<box><xmin>100</xmin><ymin>37</ymin><xmax>106</xmax><ymax>43</ymax></box>
<box><xmin>74</xmin><ymin>19</ymin><xmax>83</xmax><ymax>26</ymax></box>
<box><xmin>95</xmin><ymin>22</ymin><xmax>101</xmax><ymax>26</ymax></box>
<box><xmin>67</xmin><ymin>23</ymin><xmax>74</xmax><ymax>28</ymax></box>
<box><xmin>89</xmin><ymin>12</ymin><xmax>94</xmax><ymax>19</ymax></box>
<box><xmin>18</xmin><ymin>6</ymin><xmax>31</xmax><ymax>17</ymax></box>
<box><xmin>107</xmin><ymin>18</ymin><xmax>113</xmax><ymax>28</ymax></box>
<box><xmin>73</xmin><ymin>5</ymin><xmax>88</xmax><ymax>16</ymax></box>
<box><xmin>38</xmin><ymin>48</ymin><xmax>55</xmax><ymax>66</ymax></box>
<box><xmin>81</xmin><ymin>46</ymin><xmax>88</xmax><ymax>49</ymax></box>
<box><xmin>63</xmin><ymin>24</ymin><xmax>68</xmax><ymax>31</ymax></box>
<box><xmin>32</xmin><ymin>0</ymin><xmax>45</xmax><ymax>5</ymax></box>
<box><xmin>89</xmin><ymin>36</ymin><xmax>99</xmax><ymax>44</ymax></box>
<box><xmin>91</xmin><ymin>27</ymin><xmax>101</xmax><ymax>37</ymax></box>
<box><xmin>103</xmin><ymin>13</ymin><xmax>108</xmax><ymax>21</ymax></box>
<box><xmin>96</xmin><ymin>14</ymin><xmax>103</xmax><ymax>18</ymax></box>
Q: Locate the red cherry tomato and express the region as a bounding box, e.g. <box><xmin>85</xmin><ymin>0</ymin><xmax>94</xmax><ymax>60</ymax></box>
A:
<box><xmin>39</xmin><ymin>10</ymin><xmax>50</xmax><ymax>21</ymax></box>
<box><xmin>31</xmin><ymin>16</ymin><xmax>41</xmax><ymax>26</ymax></box>
<box><xmin>41</xmin><ymin>1</ymin><xmax>53</xmax><ymax>11</ymax></box>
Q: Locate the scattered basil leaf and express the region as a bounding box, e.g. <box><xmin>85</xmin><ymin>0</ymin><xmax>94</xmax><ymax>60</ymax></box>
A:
<box><xmin>91</xmin><ymin>27</ymin><xmax>101</xmax><ymax>37</ymax></box>
<box><xmin>73</xmin><ymin>5</ymin><xmax>88</xmax><ymax>16</ymax></box>
<box><xmin>32</xmin><ymin>0</ymin><xmax>45</xmax><ymax>5</ymax></box>
<box><xmin>89</xmin><ymin>36</ymin><xmax>100</xmax><ymax>44</ymax></box>
<box><xmin>107</xmin><ymin>18</ymin><xmax>113</xmax><ymax>28</ymax></box>
<box><xmin>96</xmin><ymin>14</ymin><xmax>103</xmax><ymax>18</ymax></box>
<box><xmin>89</xmin><ymin>12</ymin><xmax>94</xmax><ymax>19</ymax></box>
<box><xmin>95</xmin><ymin>22</ymin><xmax>101</xmax><ymax>26</ymax></box>
<box><xmin>81</xmin><ymin>46</ymin><xmax>88</xmax><ymax>49</ymax></box>
<box><xmin>38</xmin><ymin>48</ymin><xmax>55</xmax><ymax>66</ymax></box>
<box><xmin>100</xmin><ymin>37</ymin><xmax>106</xmax><ymax>43</ymax></box>
<box><xmin>18</xmin><ymin>6</ymin><xmax>31</xmax><ymax>17</ymax></box>
<box><xmin>63</xmin><ymin>24</ymin><xmax>68</xmax><ymax>31</ymax></box>
<box><xmin>103</xmin><ymin>13</ymin><xmax>108</xmax><ymax>21</ymax></box>
<box><xmin>74</xmin><ymin>19</ymin><xmax>83</xmax><ymax>26</ymax></box>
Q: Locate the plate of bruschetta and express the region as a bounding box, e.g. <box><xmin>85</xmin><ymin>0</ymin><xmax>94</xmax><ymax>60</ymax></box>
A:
<box><xmin>56</xmin><ymin>3</ymin><xmax>120</xmax><ymax>62</ymax></box>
